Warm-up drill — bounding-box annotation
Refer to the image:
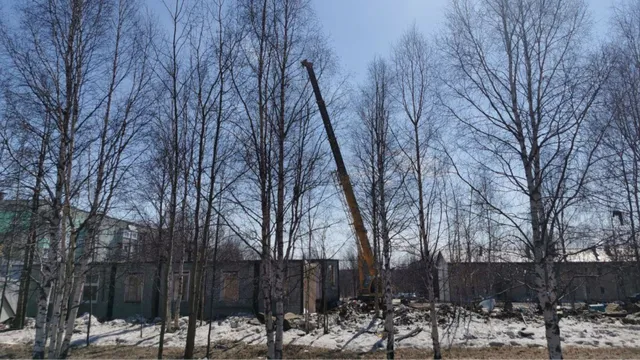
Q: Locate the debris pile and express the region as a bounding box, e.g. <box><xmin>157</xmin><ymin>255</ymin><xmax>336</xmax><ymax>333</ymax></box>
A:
<box><xmin>605</xmin><ymin>302</ymin><xmax>626</xmax><ymax>316</ymax></box>
<box><xmin>555</xmin><ymin>301</ymin><xmax>640</xmax><ymax>324</ymax></box>
<box><xmin>621</xmin><ymin>312</ymin><xmax>640</xmax><ymax>325</ymax></box>
<box><xmin>332</xmin><ymin>299</ymin><xmax>458</xmax><ymax>329</ymax></box>
<box><xmin>255</xmin><ymin>312</ymin><xmax>320</xmax><ymax>332</ymax></box>
<box><xmin>394</xmin><ymin>304</ymin><xmax>428</xmax><ymax>325</ymax></box>
<box><xmin>337</xmin><ymin>299</ymin><xmax>370</xmax><ymax>321</ymax></box>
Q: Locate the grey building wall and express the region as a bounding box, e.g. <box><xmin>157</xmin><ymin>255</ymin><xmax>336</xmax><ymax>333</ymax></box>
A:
<box><xmin>206</xmin><ymin>261</ymin><xmax>260</xmax><ymax>318</ymax></box>
<box><xmin>441</xmin><ymin>261</ymin><xmax>640</xmax><ymax>303</ymax></box>
<box><xmin>26</xmin><ymin>259</ymin><xmax>340</xmax><ymax>321</ymax></box>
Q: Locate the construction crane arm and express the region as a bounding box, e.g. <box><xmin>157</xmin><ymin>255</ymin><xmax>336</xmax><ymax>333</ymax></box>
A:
<box><xmin>301</xmin><ymin>59</ymin><xmax>376</xmax><ymax>296</ymax></box>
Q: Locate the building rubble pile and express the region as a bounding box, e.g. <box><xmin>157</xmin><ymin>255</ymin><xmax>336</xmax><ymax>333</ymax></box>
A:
<box><xmin>333</xmin><ymin>300</ymin><xmax>455</xmax><ymax>327</ymax></box>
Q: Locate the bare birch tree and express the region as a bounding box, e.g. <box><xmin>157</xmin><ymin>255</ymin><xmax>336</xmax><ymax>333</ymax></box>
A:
<box><xmin>354</xmin><ymin>57</ymin><xmax>409</xmax><ymax>359</ymax></box>
<box><xmin>391</xmin><ymin>25</ymin><xmax>443</xmax><ymax>358</ymax></box>
<box><xmin>442</xmin><ymin>0</ymin><xmax>608</xmax><ymax>357</ymax></box>
<box><xmin>183</xmin><ymin>0</ymin><xmax>239</xmax><ymax>356</ymax></box>
<box><xmin>232</xmin><ymin>0</ymin><xmax>335</xmax><ymax>357</ymax></box>
<box><xmin>1</xmin><ymin>0</ymin><xmax>154</xmax><ymax>357</ymax></box>
<box><xmin>152</xmin><ymin>0</ymin><xmax>191</xmax><ymax>356</ymax></box>
<box><xmin>233</xmin><ymin>0</ymin><xmax>276</xmax><ymax>355</ymax></box>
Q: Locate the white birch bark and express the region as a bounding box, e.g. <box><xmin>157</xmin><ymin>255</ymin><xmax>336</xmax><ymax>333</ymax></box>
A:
<box><xmin>32</xmin><ymin>267</ymin><xmax>52</xmax><ymax>359</ymax></box>
<box><xmin>535</xmin><ymin>252</ymin><xmax>562</xmax><ymax>358</ymax></box>
<box><xmin>59</xmin><ymin>252</ymin><xmax>91</xmax><ymax>357</ymax></box>
<box><xmin>173</xmin><ymin>255</ymin><xmax>185</xmax><ymax>330</ymax></box>
<box><xmin>44</xmin><ymin>214</ymin><xmax>66</xmax><ymax>359</ymax></box>
<box><xmin>52</xmin><ymin>272</ymin><xmax>71</xmax><ymax>357</ymax></box>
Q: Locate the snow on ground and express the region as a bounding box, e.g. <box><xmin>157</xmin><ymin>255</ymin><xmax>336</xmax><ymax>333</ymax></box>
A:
<box><xmin>1</xmin><ymin>308</ymin><xmax>639</xmax><ymax>352</ymax></box>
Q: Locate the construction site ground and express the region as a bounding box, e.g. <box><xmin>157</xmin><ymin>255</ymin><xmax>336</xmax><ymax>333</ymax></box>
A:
<box><xmin>0</xmin><ymin>301</ymin><xmax>639</xmax><ymax>357</ymax></box>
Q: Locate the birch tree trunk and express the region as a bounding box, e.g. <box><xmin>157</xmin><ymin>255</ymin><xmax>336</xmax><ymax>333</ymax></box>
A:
<box><xmin>59</xmin><ymin>236</ymin><xmax>95</xmax><ymax>357</ymax></box>
<box><xmin>262</xmin><ymin>258</ymin><xmax>275</xmax><ymax>358</ymax></box>
<box><xmin>32</xmin><ymin>268</ymin><xmax>52</xmax><ymax>359</ymax></box>
<box><xmin>426</xmin><ymin>263</ymin><xmax>441</xmax><ymax>359</ymax></box>
<box><xmin>274</xmin><ymin>259</ymin><xmax>284</xmax><ymax>359</ymax></box>
<box><xmin>46</xmin><ymin>217</ymin><xmax>70</xmax><ymax>355</ymax></box>
<box><xmin>379</xmin><ymin>146</ymin><xmax>394</xmax><ymax>360</ymax></box>
<box><xmin>51</xmin><ymin>228</ymin><xmax>77</xmax><ymax>358</ymax></box>
<box><xmin>535</xmin><ymin>258</ymin><xmax>562</xmax><ymax>358</ymax></box>
<box><xmin>173</xmin><ymin>252</ymin><xmax>185</xmax><ymax>330</ymax></box>
<box><xmin>60</xmin><ymin>268</ymin><xmax>86</xmax><ymax>355</ymax></box>
<box><xmin>44</xmin><ymin>209</ymin><xmax>68</xmax><ymax>360</ymax></box>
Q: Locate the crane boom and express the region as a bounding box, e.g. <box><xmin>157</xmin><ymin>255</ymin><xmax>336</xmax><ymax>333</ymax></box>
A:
<box><xmin>301</xmin><ymin>60</ymin><xmax>376</xmax><ymax>296</ymax></box>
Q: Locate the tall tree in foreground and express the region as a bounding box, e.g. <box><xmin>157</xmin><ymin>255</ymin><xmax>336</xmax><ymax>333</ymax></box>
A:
<box><xmin>443</xmin><ymin>0</ymin><xmax>607</xmax><ymax>357</ymax></box>
<box><xmin>355</xmin><ymin>58</ymin><xmax>407</xmax><ymax>359</ymax></box>
<box><xmin>233</xmin><ymin>0</ymin><xmax>276</xmax><ymax>355</ymax></box>
<box><xmin>183</xmin><ymin>0</ymin><xmax>239</xmax><ymax>357</ymax></box>
<box><xmin>391</xmin><ymin>25</ymin><xmax>442</xmax><ymax>359</ymax></box>
<box><xmin>233</xmin><ymin>0</ymin><xmax>334</xmax><ymax>357</ymax></box>
<box><xmin>1</xmin><ymin>0</ymin><xmax>154</xmax><ymax>357</ymax></box>
<box><xmin>154</xmin><ymin>0</ymin><xmax>191</xmax><ymax>357</ymax></box>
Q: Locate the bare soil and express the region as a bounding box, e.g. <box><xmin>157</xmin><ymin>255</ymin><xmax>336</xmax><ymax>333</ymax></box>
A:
<box><xmin>1</xmin><ymin>343</ymin><xmax>640</xmax><ymax>359</ymax></box>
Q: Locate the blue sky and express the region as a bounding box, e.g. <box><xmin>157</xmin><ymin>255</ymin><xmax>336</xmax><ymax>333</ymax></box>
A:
<box><xmin>0</xmin><ymin>0</ymin><xmax>618</xmax><ymax>85</ymax></box>
<box><xmin>309</xmin><ymin>0</ymin><xmax>615</xmax><ymax>85</ymax></box>
<box><xmin>311</xmin><ymin>0</ymin><xmax>448</xmax><ymax>82</ymax></box>
<box><xmin>128</xmin><ymin>0</ymin><xmax>617</xmax><ymax>85</ymax></box>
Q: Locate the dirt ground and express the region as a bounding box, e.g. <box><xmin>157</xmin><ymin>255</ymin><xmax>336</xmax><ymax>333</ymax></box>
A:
<box><xmin>2</xmin><ymin>343</ymin><xmax>640</xmax><ymax>359</ymax></box>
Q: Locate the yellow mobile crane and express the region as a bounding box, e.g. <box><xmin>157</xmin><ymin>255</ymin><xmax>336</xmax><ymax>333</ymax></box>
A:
<box><xmin>301</xmin><ymin>60</ymin><xmax>377</xmax><ymax>299</ymax></box>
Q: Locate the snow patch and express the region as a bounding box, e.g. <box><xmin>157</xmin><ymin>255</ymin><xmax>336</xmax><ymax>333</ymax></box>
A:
<box><xmin>1</xmin><ymin>309</ymin><xmax>639</xmax><ymax>351</ymax></box>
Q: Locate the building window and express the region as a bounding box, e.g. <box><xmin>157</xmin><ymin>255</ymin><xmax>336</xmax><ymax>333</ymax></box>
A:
<box><xmin>124</xmin><ymin>274</ymin><xmax>143</xmax><ymax>303</ymax></box>
<box><xmin>83</xmin><ymin>274</ymin><xmax>99</xmax><ymax>303</ymax></box>
<box><xmin>221</xmin><ymin>272</ymin><xmax>239</xmax><ymax>302</ymax></box>
<box><xmin>172</xmin><ymin>272</ymin><xmax>190</xmax><ymax>302</ymax></box>
<box><xmin>123</xmin><ymin>230</ymin><xmax>137</xmax><ymax>240</ymax></box>
<box><xmin>328</xmin><ymin>264</ymin><xmax>336</xmax><ymax>286</ymax></box>
<box><xmin>120</xmin><ymin>229</ymin><xmax>138</xmax><ymax>258</ymax></box>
